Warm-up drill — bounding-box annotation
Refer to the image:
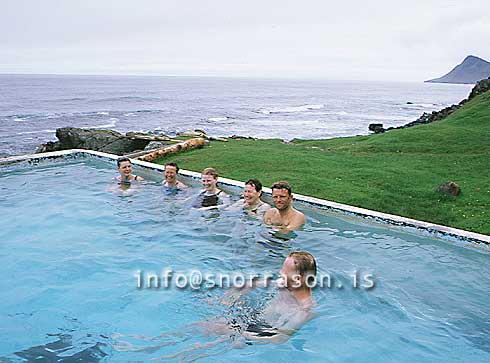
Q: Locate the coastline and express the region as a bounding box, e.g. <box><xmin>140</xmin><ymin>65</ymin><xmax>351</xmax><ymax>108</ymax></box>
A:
<box><xmin>0</xmin><ymin>75</ymin><xmax>472</xmax><ymax>158</ymax></box>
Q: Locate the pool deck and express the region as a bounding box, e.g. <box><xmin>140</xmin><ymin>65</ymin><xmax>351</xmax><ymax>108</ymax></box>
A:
<box><xmin>1</xmin><ymin>149</ymin><xmax>489</xmax><ymax>248</ymax></box>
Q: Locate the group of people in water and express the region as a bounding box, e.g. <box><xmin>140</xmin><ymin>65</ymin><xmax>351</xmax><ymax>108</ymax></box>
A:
<box><xmin>115</xmin><ymin>156</ymin><xmax>317</xmax><ymax>342</ymax></box>
<box><xmin>116</xmin><ymin>156</ymin><xmax>306</xmax><ymax>233</ymax></box>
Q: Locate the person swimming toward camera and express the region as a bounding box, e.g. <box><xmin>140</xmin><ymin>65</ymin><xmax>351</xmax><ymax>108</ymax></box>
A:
<box><xmin>228</xmin><ymin>178</ymin><xmax>271</xmax><ymax>218</ymax></box>
<box><xmin>192</xmin><ymin>167</ymin><xmax>230</xmax><ymax>209</ymax></box>
<box><xmin>263</xmin><ymin>181</ymin><xmax>305</xmax><ymax>232</ymax></box>
<box><xmin>202</xmin><ymin>251</ymin><xmax>317</xmax><ymax>342</ymax></box>
<box><xmin>115</xmin><ymin>157</ymin><xmax>144</xmax><ymax>184</ymax></box>
<box><xmin>112</xmin><ymin>252</ymin><xmax>317</xmax><ymax>356</ymax></box>
<box><xmin>162</xmin><ymin>162</ymin><xmax>188</xmax><ymax>190</ymax></box>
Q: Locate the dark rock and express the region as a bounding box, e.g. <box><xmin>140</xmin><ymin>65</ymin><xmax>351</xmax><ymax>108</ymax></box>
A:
<box><xmin>406</xmin><ymin>101</ymin><xmax>413</xmax><ymax>104</ymax></box>
<box><xmin>468</xmin><ymin>77</ymin><xmax>490</xmax><ymax>100</ymax></box>
<box><xmin>125</xmin><ymin>132</ymin><xmax>171</xmax><ymax>141</ymax></box>
<box><xmin>144</xmin><ymin>141</ymin><xmax>168</xmax><ymax>150</ymax></box>
<box><xmin>230</xmin><ymin>135</ymin><xmax>256</xmax><ymax>140</ymax></box>
<box><xmin>437</xmin><ymin>181</ymin><xmax>461</xmax><ymax>196</ymax></box>
<box><xmin>368</xmin><ymin>123</ymin><xmax>385</xmax><ymax>134</ymax></box>
<box><xmin>36</xmin><ymin>127</ymin><xmax>151</xmax><ymax>155</ymax></box>
<box><xmin>36</xmin><ymin>141</ymin><xmax>61</xmax><ymax>153</ymax></box>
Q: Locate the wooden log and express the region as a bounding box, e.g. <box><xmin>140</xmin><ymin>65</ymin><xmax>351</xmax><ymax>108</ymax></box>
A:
<box><xmin>136</xmin><ymin>138</ymin><xmax>206</xmax><ymax>162</ymax></box>
<box><xmin>123</xmin><ymin>147</ymin><xmax>168</xmax><ymax>159</ymax></box>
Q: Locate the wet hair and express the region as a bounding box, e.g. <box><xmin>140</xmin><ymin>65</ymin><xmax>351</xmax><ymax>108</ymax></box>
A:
<box><xmin>117</xmin><ymin>157</ymin><xmax>131</xmax><ymax>168</ymax></box>
<box><xmin>202</xmin><ymin>167</ymin><xmax>218</xmax><ymax>179</ymax></box>
<box><xmin>245</xmin><ymin>178</ymin><xmax>263</xmax><ymax>193</ymax></box>
<box><xmin>289</xmin><ymin>251</ymin><xmax>317</xmax><ymax>281</ymax></box>
<box><xmin>271</xmin><ymin>180</ymin><xmax>292</xmax><ymax>195</ymax></box>
<box><xmin>165</xmin><ymin>161</ymin><xmax>179</xmax><ymax>172</ymax></box>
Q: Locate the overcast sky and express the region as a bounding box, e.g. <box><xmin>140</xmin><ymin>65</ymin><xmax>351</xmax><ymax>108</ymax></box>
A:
<box><xmin>1</xmin><ymin>0</ymin><xmax>488</xmax><ymax>81</ymax></box>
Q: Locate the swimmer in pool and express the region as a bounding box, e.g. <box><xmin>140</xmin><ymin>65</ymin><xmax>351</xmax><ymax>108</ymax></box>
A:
<box><xmin>162</xmin><ymin>162</ymin><xmax>188</xmax><ymax>189</ymax></box>
<box><xmin>115</xmin><ymin>157</ymin><xmax>144</xmax><ymax>185</ymax></box>
<box><xmin>195</xmin><ymin>251</ymin><xmax>316</xmax><ymax>344</ymax></box>
<box><xmin>232</xmin><ymin>251</ymin><xmax>316</xmax><ymax>341</ymax></box>
<box><xmin>263</xmin><ymin>181</ymin><xmax>305</xmax><ymax>232</ymax></box>
<box><xmin>192</xmin><ymin>167</ymin><xmax>230</xmax><ymax>209</ymax></box>
<box><xmin>228</xmin><ymin>178</ymin><xmax>271</xmax><ymax>218</ymax></box>
<box><xmin>112</xmin><ymin>252</ymin><xmax>317</xmax><ymax>357</ymax></box>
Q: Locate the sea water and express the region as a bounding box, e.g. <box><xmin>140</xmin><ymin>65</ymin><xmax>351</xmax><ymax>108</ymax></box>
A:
<box><xmin>0</xmin><ymin>157</ymin><xmax>489</xmax><ymax>362</ymax></box>
<box><xmin>0</xmin><ymin>74</ymin><xmax>472</xmax><ymax>157</ymax></box>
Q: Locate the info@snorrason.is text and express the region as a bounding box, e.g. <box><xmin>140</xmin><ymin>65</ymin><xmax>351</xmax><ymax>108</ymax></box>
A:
<box><xmin>135</xmin><ymin>269</ymin><xmax>375</xmax><ymax>290</ymax></box>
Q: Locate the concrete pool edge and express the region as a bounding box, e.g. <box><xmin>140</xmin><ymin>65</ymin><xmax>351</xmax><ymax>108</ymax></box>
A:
<box><xmin>2</xmin><ymin>149</ymin><xmax>489</xmax><ymax>247</ymax></box>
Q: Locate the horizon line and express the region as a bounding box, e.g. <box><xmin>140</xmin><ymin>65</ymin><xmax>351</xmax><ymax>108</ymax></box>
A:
<box><xmin>0</xmin><ymin>72</ymin><xmax>434</xmax><ymax>84</ymax></box>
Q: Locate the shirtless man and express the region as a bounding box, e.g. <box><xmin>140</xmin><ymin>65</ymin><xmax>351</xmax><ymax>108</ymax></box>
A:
<box><xmin>113</xmin><ymin>252</ymin><xmax>317</xmax><ymax>356</ymax></box>
<box><xmin>263</xmin><ymin>181</ymin><xmax>306</xmax><ymax>232</ymax></box>
<box><xmin>162</xmin><ymin>162</ymin><xmax>188</xmax><ymax>189</ymax></box>
<box><xmin>201</xmin><ymin>251</ymin><xmax>317</xmax><ymax>343</ymax></box>
<box><xmin>242</xmin><ymin>251</ymin><xmax>316</xmax><ymax>341</ymax></box>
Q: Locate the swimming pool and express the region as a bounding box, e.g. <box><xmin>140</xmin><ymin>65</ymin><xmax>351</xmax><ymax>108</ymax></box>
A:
<box><xmin>1</xmin><ymin>153</ymin><xmax>489</xmax><ymax>362</ymax></box>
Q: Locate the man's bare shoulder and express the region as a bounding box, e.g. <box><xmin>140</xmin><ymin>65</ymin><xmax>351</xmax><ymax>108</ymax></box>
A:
<box><xmin>264</xmin><ymin>207</ymin><xmax>279</xmax><ymax>222</ymax></box>
<box><xmin>177</xmin><ymin>180</ymin><xmax>188</xmax><ymax>188</ymax></box>
<box><xmin>289</xmin><ymin>208</ymin><xmax>306</xmax><ymax>228</ymax></box>
<box><xmin>292</xmin><ymin>208</ymin><xmax>305</xmax><ymax>221</ymax></box>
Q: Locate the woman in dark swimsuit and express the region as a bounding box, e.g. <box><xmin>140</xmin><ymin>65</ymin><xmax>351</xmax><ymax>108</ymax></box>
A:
<box><xmin>192</xmin><ymin>167</ymin><xmax>229</xmax><ymax>208</ymax></box>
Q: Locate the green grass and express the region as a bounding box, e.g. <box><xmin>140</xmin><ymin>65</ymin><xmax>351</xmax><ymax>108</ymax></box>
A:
<box><xmin>155</xmin><ymin>91</ymin><xmax>490</xmax><ymax>235</ymax></box>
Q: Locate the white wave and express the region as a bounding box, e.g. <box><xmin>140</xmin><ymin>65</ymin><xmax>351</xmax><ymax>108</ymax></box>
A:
<box><xmin>319</xmin><ymin>110</ymin><xmax>349</xmax><ymax>116</ymax></box>
<box><xmin>254</xmin><ymin>119</ymin><xmax>323</xmax><ymax>125</ymax></box>
<box><xmin>14</xmin><ymin>118</ymin><xmax>27</xmax><ymax>122</ymax></box>
<box><xmin>208</xmin><ymin>117</ymin><xmax>229</xmax><ymax>122</ymax></box>
<box><xmin>90</xmin><ymin>118</ymin><xmax>118</xmax><ymax>129</ymax></box>
<box><xmin>405</xmin><ymin>102</ymin><xmax>438</xmax><ymax>108</ymax></box>
<box><xmin>367</xmin><ymin>114</ymin><xmax>411</xmax><ymax>121</ymax></box>
<box><xmin>343</xmin><ymin>112</ymin><xmax>411</xmax><ymax>121</ymax></box>
<box><xmin>46</xmin><ymin>114</ymin><xmax>64</xmax><ymax>119</ymax></box>
<box><xmin>97</xmin><ymin>111</ymin><xmax>109</xmax><ymax>115</ymax></box>
<box><xmin>124</xmin><ymin>112</ymin><xmax>136</xmax><ymax>116</ymax></box>
<box><xmin>259</xmin><ymin>104</ymin><xmax>325</xmax><ymax>114</ymax></box>
<box><xmin>17</xmin><ymin>129</ymin><xmax>56</xmax><ymax>135</ymax></box>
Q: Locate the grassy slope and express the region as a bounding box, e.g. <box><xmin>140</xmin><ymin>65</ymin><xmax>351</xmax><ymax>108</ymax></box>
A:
<box><xmin>155</xmin><ymin>91</ymin><xmax>490</xmax><ymax>235</ymax></box>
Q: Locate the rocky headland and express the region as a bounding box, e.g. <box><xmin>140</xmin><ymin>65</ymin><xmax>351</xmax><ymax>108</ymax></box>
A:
<box><xmin>425</xmin><ymin>55</ymin><xmax>490</xmax><ymax>84</ymax></box>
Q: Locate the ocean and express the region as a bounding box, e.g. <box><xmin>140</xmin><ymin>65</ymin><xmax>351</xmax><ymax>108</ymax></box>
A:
<box><xmin>0</xmin><ymin>74</ymin><xmax>473</xmax><ymax>157</ymax></box>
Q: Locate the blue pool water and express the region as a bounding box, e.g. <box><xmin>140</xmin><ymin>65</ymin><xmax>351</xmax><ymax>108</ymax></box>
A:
<box><xmin>1</xmin><ymin>157</ymin><xmax>489</xmax><ymax>362</ymax></box>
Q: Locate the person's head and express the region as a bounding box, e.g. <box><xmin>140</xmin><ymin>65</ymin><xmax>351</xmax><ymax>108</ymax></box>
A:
<box><xmin>117</xmin><ymin>157</ymin><xmax>132</xmax><ymax>177</ymax></box>
<box><xmin>280</xmin><ymin>251</ymin><xmax>317</xmax><ymax>289</ymax></box>
<box><xmin>243</xmin><ymin>178</ymin><xmax>263</xmax><ymax>203</ymax></box>
<box><xmin>201</xmin><ymin>167</ymin><xmax>218</xmax><ymax>191</ymax></box>
<box><xmin>271</xmin><ymin>181</ymin><xmax>293</xmax><ymax>210</ymax></box>
<box><xmin>164</xmin><ymin>162</ymin><xmax>179</xmax><ymax>184</ymax></box>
